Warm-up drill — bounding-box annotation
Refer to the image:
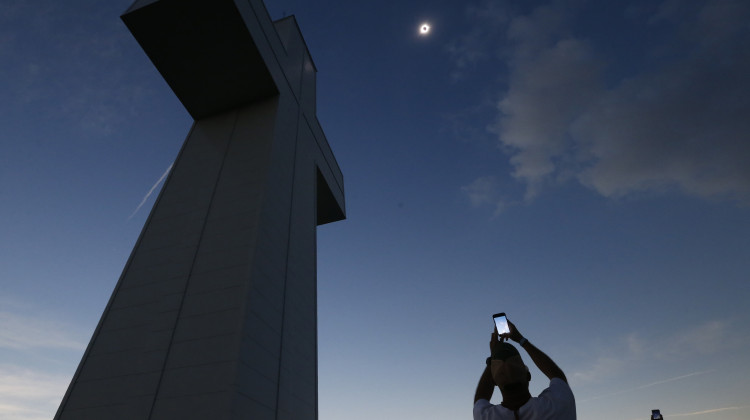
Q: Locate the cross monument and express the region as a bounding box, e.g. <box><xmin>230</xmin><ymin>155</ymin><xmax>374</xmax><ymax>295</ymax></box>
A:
<box><xmin>54</xmin><ymin>0</ymin><xmax>345</xmax><ymax>418</ymax></box>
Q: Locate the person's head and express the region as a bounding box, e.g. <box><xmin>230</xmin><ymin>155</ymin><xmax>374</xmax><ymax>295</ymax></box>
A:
<box><xmin>489</xmin><ymin>342</ymin><xmax>531</xmax><ymax>391</ymax></box>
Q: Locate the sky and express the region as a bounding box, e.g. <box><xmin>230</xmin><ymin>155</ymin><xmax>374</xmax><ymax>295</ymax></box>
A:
<box><xmin>1</xmin><ymin>0</ymin><xmax>749</xmax><ymax>419</ymax></box>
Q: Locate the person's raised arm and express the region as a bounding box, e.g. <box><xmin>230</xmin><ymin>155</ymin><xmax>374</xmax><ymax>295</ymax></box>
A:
<box><xmin>474</xmin><ymin>365</ymin><xmax>494</xmax><ymax>403</ymax></box>
<box><xmin>502</xmin><ymin>321</ymin><xmax>567</xmax><ymax>383</ymax></box>
<box><xmin>474</xmin><ymin>330</ymin><xmax>499</xmax><ymax>403</ymax></box>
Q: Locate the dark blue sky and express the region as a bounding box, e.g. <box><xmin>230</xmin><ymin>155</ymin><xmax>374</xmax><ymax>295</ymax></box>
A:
<box><xmin>1</xmin><ymin>1</ymin><xmax>749</xmax><ymax>419</ymax></box>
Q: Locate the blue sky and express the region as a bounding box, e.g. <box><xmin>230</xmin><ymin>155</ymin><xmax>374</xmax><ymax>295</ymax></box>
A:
<box><xmin>1</xmin><ymin>0</ymin><xmax>749</xmax><ymax>419</ymax></box>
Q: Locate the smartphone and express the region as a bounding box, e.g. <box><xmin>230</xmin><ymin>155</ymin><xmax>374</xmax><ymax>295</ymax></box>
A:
<box><xmin>651</xmin><ymin>409</ymin><xmax>661</xmax><ymax>419</ymax></box>
<box><xmin>493</xmin><ymin>313</ymin><xmax>510</xmax><ymax>335</ymax></box>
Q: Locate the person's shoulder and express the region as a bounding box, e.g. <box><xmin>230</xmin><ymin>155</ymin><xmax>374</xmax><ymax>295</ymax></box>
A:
<box><xmin>549</xmin><ymin>377</ymin><xmax>572</xmax><ymax>388</ymax></box>
<box><xmin>543</xmin><ymin>377</ymin><xmax>574</xmax><ymax>397</ymax></box>
<box><xmin>535</xmin><ymin>378</ymin><xmax>574</xmax><ymax>405</ymax></box>
<box><xmin>473</xmin><ymin>398</ymin><xmax>492</xmax><ymax>413</ymax></box>
<box><xmin>473</xmin><ymin>399</ymin><xmax>491</xmax><ymax>420</ymax></box>
<box><xmin>531</xmin><ymin>378</ymin><xmax>576</xmax><ymax>418</ymax></box>
<box><xmin>473</xmin><ymin>399</ymin><xmax>510</xmax><ymax>420</ymax></box>
<box><xmin>474</xmin><ymin>399</ymin><xmax>492</xmax><ymax>408</ymax></box>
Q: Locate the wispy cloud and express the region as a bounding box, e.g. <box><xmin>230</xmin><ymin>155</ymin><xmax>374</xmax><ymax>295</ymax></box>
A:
<box><xmin>580</xmin><ymin>370</ymin><xmax>714</xmax><ymax>402</ymax></box>
<box><xmin>654</xmin><ymin>320</ymin><xmax>730</xmax><ymax>359</ymax></box>
<box><xmin>0</xmin><ymin>311</ymin><xmax>86</xmax><ymax>351</ymax></box>
<box><xmin>128</xmin><ymin>162</ymin><xmax>173</xmax><ymax>220</ymax></box>
<box><xmin>635</xmin><ymin>370</ymin><xmax>715</xmax><ymax>390</ymax></box>
<box><xmin>0</xmin><ymin>299</ymin><xmax>81</xmax><ymax>419</ymax></box>
<box><xmin>669</xmin><ymin>406</ymin><xmax>748</xmax><ymax>417</ymax></box>
<box><xmin>0</xmin><ymin>0</ymin><xmax>157</xmax><ymax>137</ymax></box>
<box><xmin>572</xmin><ymin>355</ymin><xmax>625</xmax><ymax>384</ymax></box>
<box><xmin>572</xmin><ymin>320</ymin><xmax>743</xmax><ymax>385</ymax></box>
<box><xmin>462</xmin><ymin>176</ymin><xmax>499</xmax><ymax>207</ymax></box>
<box><xmin>445</xmin><ymin>0</ymin><xmax>510</xmax><ymax>81</ymax></box>
<box><xmin>0</xmin><ymin>365</ymin><xmax>70</xmax><ymax>420</ymax></box>
<box><xmin>452</xmin><ymin>0</ymin><xmax>750</xmax><ymax>204</ymax></box>
<box><xmin>461</xmin><ymin>176</ymin><xmax>509</xmax><ymax>216</ymax></box>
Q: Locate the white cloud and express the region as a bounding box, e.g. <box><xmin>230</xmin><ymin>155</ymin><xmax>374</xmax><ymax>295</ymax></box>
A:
<box><xmin>634</xmin><ymin>370</ymin><xmax>715</xmax><ymax>390</ymax></box>
<box><xmin>572</xmin><ymin>355</ymin><xmax>624</xmax><ymax>383</ymax></box>
<box><xmin>455</xmin><ymin>0</ymin><xmax>750</xmax><ymax>204</ymax></box>
<box><xmin>0</xmin><ymin>1</ymin><xmax>157</xmax><ymax>137</ymax></box>
<box><xmin>462</xmin><ymin>176</ymin><xmax>498</xmax><ymax>207</ymax></box>
<box><xmin>461</xmin><ymin>176</ymin><xmax>508</xmax><ymax>216</ymax></box>
<box><xmin>446</xmin><ymin>0</ymin><xmax>510</xmax><ymax>80</ymax></box>
<box><xmin>0</xmin><ymin>365</ymin><xmax>70</xmax><ymax>420</ymax></box>
<box><xmin>498</xmin><ymin>35</ymin><xmax>604</xmax><ymax>199</ymax></box>
<box><xmin>0</xmin><ymin>299</ymin><xmax>82</xmax><ymax>419</ymax></box>
<box><xmin>572</xmin><ymin>320</ymin><xmax>741</xmax><ymax>385</ymax></box>
<box><xmin>669</xmin><ymin>406</ymin><xmax>748</xmax><ymax>417</ymax></box>
<box><xmin>651</xmin><ymin>320</ymin><xmax>744</xmax><ymax>360</ymax></box>
<box><xmin>0</xmin><ymin>311</ymin><xmax>86</xmax><ymax>351</ymax></box>
<box><xmin>571</xmin><ymin>322</ymin><xmax>736</xmax><ymax>404</ymax></box>
<box><xmin>571</xmin><ymin>44</ymin><xmax>750</xmax><ymax>201</ymax></box>
<box><xmin>580</xmin><ymin>370</ymin><xmax>714</xmax><ymax>403</ymax></box>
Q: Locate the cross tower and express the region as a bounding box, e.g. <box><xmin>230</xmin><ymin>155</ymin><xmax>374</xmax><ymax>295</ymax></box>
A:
<box><xmin>55</xmin><ymin>0</ymin><xmax>345</xmax><ymax>418</ymax></box>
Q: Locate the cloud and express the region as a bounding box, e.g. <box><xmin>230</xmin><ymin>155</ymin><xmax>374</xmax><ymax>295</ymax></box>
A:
<box><xmin>462</xmin><ymin>176</ymin><xmax>498</xmax><ymax>207</ymax></box>
<box><xmin>572</xmin><ymin>324</ymin><xmax>734</xmax><ymax>405</ymax></box>
<box><xmin>498</xmin><ymin>34</ymin><xmax>604</xmax><ymax>199</ymax></box>
<box><xmin>572</xmin><ymin>355</ymin><xmax>625</xmax><ymax>384</ymax></box>
<box><xmin>580</xmin><ymin>370</ymin><xmax>714</xmax><ymax>403</ymax></box>
<box><xmin>456</xmin><ymin>0</ymin><xmax>750</xmax><ymax>204</ymax></box>
<box><xmin>461</xmin><ymin>176</ymin><xmax>508</xmax><ymax>216</ymax></box>
<box><xmin>0</xmin><ymin>299</ymin><xmax>81</xmax><ymax>419</ymax></box>
<box><xmin>0</xmin><ymin>310</ymin><xmax>86</xmax><ymax>351</ymax></box>
<box><xmin>669</xmin><ymin>406</ymin><xmax>748</xmax><ymax>417</ymax></box>
<box><xmin>635</xmin><ymin>370</ymin><xmax>715</xmax><ymax>390</ymax></box>
<box><xmin>445</xmin><ymin>0</ymin><xmax>510</xmax><ymax>80</ymax></box>
<box><xmin>0</xmin><ymin>365</ymin><xmax>70</xmax><ymax>420</ymax></box>
<box><xmin>653</xmin><ymin>320</ymin><xmax>730</xmax><ymax>359</ymax></box>
<box><xmin>572</xmin><ymin>320</ymin><xmax>740</xmax><ymax>385</ymax></box>
<box><xmin>0</xmin><ymin>1</ymin><xmax>157</xmax><ymax>137</ymax></box>
<box><xmin>571</xmin><ymin>3</ymin><xmax>750</xmax><ymax>201</ymax></box>
<box><xmin>128</xmin><ymin>162</ymin><xmax>173</xmax><ymax>220</ymax></box>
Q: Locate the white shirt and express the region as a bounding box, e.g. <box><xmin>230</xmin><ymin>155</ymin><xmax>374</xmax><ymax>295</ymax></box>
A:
<box><xmin>473</xmin><ymin>378</ymin><xmax>576</xmax><ymax>420</ymax></box>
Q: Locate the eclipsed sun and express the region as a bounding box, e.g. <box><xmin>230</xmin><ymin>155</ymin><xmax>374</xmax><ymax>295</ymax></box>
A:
<box><xmin>419</xmin><ymin>23</ymin><xmax>431</xmax><ymax>35</ymax></box>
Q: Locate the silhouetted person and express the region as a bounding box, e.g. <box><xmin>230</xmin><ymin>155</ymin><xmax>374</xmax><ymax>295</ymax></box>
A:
<box><xmin>474</xmin><ymin>320</ymin><xmax>576</xmax><ymax>419</ymax></box>
<box><xmin>651</xmin><ymin>409</ymin><xmax>663</xmax><ymax>419</ymax></box>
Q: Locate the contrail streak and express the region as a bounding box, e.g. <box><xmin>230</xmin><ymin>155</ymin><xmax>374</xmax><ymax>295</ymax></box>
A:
<box><xmin>669</xmin><ymin>406</ymin><xmax>747</xmax><ymax>417</ymax></box>
<box><xmin>581</xmin><ymin>370</ymin><xmax>714</xmax><ymax>403</ymax></box>
<box><xmin>127</xmin><ymin>163</ymin><xmax>173</xmax><ymax>220</ymax></box>
<box><xmin>633</xmin><ymin>370</ymin><xmax>715</xmax><ymax>390</ymax></box>
<box><xmin>625</xmin><ymin>406</ymin><xmax>747</xmax><ymax>420</ymax></box>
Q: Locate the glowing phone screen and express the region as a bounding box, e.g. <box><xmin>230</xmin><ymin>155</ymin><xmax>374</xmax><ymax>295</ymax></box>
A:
<box><xmin>493</xmin><ymin>314</ymin><xmax>509</xmax><ymax>335</ymax></box>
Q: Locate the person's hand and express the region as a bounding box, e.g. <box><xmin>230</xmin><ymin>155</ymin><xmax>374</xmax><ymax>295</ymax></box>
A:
<box><xmin>489</xmin><ymin>328</ymin><xmax>500</xmax><ymax>353</ymax></box>
<box><xmin>501</xmin><ymin>320</ymin><xmax>524</xmax><ymax>343</ymax></box>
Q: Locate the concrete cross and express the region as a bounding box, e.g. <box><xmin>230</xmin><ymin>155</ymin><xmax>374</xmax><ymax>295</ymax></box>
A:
<box><xmin>55</xmin><ymin>0</ymin><xmax>345</xmax><ymax>418</ymax></box>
